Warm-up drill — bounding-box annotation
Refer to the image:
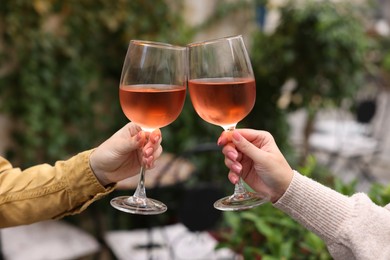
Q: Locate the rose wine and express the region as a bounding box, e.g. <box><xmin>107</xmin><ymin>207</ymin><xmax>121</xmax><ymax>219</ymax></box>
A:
<box><xmin>120</xmin><ymin>84</ymin><xmax>186</xmax><ymax>131</ymax></box>
<box><xmin>188</xmin><ymin>77</ymin><xmax>256</xmax><ymax>128</ymax></box>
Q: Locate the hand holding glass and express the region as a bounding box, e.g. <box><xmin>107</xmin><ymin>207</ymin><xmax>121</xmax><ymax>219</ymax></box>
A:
<box><xmin>110</xmin><ymin>40</ymin><xmax>187</xmax><ymax>215</ymax></box>
<box><xmin>187</xmin><ymin>35</ymin><xmax>269</xmax><ymax>211</ymax></box>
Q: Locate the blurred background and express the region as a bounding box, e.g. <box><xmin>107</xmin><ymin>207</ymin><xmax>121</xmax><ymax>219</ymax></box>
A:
<box><xmin>1</xmin><ymin>0</ymin><xmax>390</xmax><ymax>259</ymax></box>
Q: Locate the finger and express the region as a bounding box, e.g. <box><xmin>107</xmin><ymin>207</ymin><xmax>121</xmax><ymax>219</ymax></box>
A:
<box><xmin>148</xmin><ymin>145</ymin><xmax>163</xmax><ymax>161</ymax></box>
<box><xmin>145</xmin><ymin>151</ymin><xmax>162</xmax><ymax>169</ymax></box>
<box><xmin>154</xmin><ymin>145</ymin><xmax>163</xmax><ymax>158</ymax></box>
<box><xmin>217</xmin><ymin>130</ymin><xmax>232</xmax><ymax>146</ymax></box>
<box><xmin>150</xmin><ymin>129</ymin><xmax>162</xmax><ymax>144</ymax></box>
<box><xmin>143</xmin><ymin>132</ymin><xmax>161</xmax><ymax>154</ymax></box>
<box><xmin>126</xmin><ymin>122</ymin><xmax>142</xmax><ymax>136</ymax></box>
<box><xmin>222</xmin><ymin>143</ymin><xmax>238</xmax><ymax>161</ymax></box>
<box><xmin>144</xmin><ymin>143</ymin><xmax>163</xmax><ymax>169</ymax></box>
<box><xmin>137</xmin><ymin>131</ymin><xmax>147</xmax><ymax>148</ymax></box>
<box><xmin>106</xmin><ymin>125</ymin><xmax>143</xmax><ymax>155</ymax></box>
<box><xmin>228</xmin><ymin>171</ymin><xmax>240</xmax><ymax>184</ymax></box>
<box><xmin>232</xmin><ymin>131</ymin><xmax>269</xmax><ymax>164</ymax></box>
<box><xmin>223</xmin><ymin>152</ymin><xmax>242</xmax><ymax>174</ymax></box>
<box><xmin>144</xmin><ymin>146</ymin><xmax>154</xmax><ymax>157</ymax></box>
<box><xmin>236</xmin><ymin>150</ymin><xmax>243</xmax><ymax>162</ymax></box>
<box><xmin>144</xmin><ymin>156</ymin><xmax>156</xmax><ymax>169</ymax></box>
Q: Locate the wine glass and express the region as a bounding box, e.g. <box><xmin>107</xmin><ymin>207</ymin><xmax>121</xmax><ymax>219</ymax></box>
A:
<box><xmin>187</xmin><ymin>35</ymin><xmax>269</xmax><ymax>211</ymax></box>
<box><xmin>110</xmin><ymin>40</ymin><xmax>187</xmax><ymax>215</ymax></box>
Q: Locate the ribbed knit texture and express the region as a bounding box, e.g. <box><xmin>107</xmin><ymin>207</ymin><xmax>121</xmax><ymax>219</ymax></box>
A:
<box><xmin>274</xmin><ymin>171</ymin><xmax>390</xmax><ymax>260</ymax></box>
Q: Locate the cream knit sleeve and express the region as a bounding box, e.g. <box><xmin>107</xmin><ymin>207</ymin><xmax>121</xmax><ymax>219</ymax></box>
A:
<box><xmin>274</xmin><ymin>171</ymin><xmax>390</xmax><ymax>260</ymax></box>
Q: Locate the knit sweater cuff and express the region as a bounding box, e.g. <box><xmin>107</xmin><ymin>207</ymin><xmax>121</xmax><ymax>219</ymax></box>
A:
<box><xmin>274</xmin><ymin>170</ymin><xmax>353</xmax><ymax>242</ymax></box>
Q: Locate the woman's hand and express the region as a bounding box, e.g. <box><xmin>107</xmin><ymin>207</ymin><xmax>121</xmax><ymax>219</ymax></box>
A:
<box><xmin>89</xmin><ymin>123</ymin><xmax>162</xmax><ymax>186</ymax></box>
<box><xmin>217</xmin><ymin>129</ymin><xmax>293</xmax><ymax>202</ymax></box>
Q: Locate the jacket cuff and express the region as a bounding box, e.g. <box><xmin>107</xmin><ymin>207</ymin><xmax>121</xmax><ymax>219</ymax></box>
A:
<box><xmin>58</xmin><ymin>150</ymin><xmax>116</xmax><ymax>217</ymax></box>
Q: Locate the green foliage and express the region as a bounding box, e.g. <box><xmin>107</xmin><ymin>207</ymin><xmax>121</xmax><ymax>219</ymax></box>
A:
<box><xmin>217</xmin><ymin>202</ymin><xmax>331</xmax><ymax>259</ymax></box>
<box><xmin>0</xmin><ymin>0</ymin><xmax>191</xmax><ymax>166</ymax></box>
<box><xmin>244</xmin><ymin>0</ymin><xmax>372</xmax><ymax>153</ymax></box>
<box><xmin>244</xmin><ymin>0</ymin><xmax>371</xmax><ymax>151</ymax></box>
<box><xmin>369</xmin><ymin>182</ymin><xmax>390</xmax><ymax>206</ymax></box>
<box><xmin>245</xmin><ymin>0</ymin><xmax>373</xmax><ymax>163</ymax></box>
<box><xmin>257</xmin><ymin>1</ymin><xmax>369</xmax><ymax>111</ymax></box>
<box><xmin>245</xmin><ymin>30</ymin><xmax>291</xmax><ymax>149</ymax></box>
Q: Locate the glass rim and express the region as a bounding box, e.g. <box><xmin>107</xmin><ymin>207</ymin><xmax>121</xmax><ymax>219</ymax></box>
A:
<box><xmin>187</xmin><ymin>35</ymin><xmax>243</xmax><ymax>47</ymax></box>
<box><xmin>130</xmin><ymin>40</ymin><xmax>186</xmax><ymax>50</ymax></box>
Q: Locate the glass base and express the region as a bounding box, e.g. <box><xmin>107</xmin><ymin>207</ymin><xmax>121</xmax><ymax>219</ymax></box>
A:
<box><xmin>110</xmin><ymin>196</ymin><xmax>167</xmax><ymax>215</ymax></box>
<box><xmin>214</xmin><ymin>192</ymin><xmax>269</xmax><ymax>211</ymax></box>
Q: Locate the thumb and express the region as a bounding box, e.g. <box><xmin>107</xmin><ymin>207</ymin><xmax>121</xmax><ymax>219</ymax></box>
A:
<box><xmin>231</xmin><ymin>131</ymin><xmax>268</xmax><ymax>164</ymax></box>
<box><xmin>117</xmin><ymin>129</ymin><xmax>146</xmax><ymax>154</ymax></box>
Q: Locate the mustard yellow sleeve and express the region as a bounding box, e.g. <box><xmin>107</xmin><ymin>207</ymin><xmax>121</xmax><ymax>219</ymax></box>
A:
<box><xmin>0</xmin><ymin>150</ymin><xmax>115</xmax><ymax>228</ymax></box>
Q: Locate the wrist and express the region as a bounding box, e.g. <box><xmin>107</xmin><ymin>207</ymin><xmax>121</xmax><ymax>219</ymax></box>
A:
<box><xmin>271</xmin><ymin>169</ymin><xmax>294</xmax><ymax>203</ymax></box>
<box><xmin>89</xmin><ymin>150</ymin><xmax>112</xmax><ymax>187</ymax></box>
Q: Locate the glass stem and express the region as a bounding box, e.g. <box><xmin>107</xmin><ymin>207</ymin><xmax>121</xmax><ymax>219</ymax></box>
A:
<box><xmin>133</xmin><ymin>133</ymin><xmax>149</xmax><ymax>200</ymax></box>
<box><xmin>225</xmin><ymin>125</ymin><xmax>248</xmax><ymax>197</ymax></box>
<box><xmin>133</xmin><ymin>166</ymin><xmax>147</xmax><ymax>199</ymax></box>
<box><xmin>234</xmin><ymin>178</ymin><xmax>247</xmax><ymax>196</ymax></box>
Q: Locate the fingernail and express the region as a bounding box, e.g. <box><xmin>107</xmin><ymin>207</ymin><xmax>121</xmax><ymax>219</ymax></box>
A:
<box><xmin>227</xmin><ymin>151</ymin><xmax>237</xmax><ymax>160</ymax></box>
<box><xmin>217</xmin><ymin>137</ymin><xmax>222</xmax><ymax>146</ymax></box>
<box><xmin>232</xmin><ymin>174</ymin><xmax>239</xmax><ymax>184</ymax></box>
<box><xmin>145</xmin><ymin>147</ymin><xmax>153</xmax><ymax>156</ymax></box>
<box><xmin>144</xmin><ymin>158</ymin><xmax>151</xmax><ymax>168</ymax></box>
<box><xmin>232</xmin><ymin>163</ymin><xmax>242</xmax><ymax>173</ymax></box>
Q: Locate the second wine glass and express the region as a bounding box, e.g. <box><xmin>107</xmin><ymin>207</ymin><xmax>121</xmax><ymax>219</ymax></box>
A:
<box><xmin>187</xmin><ymin>35</ymin><xmax>269</xmax><ymax>211</ymax></box>
<box><xmin>110</xmin><ymin>40</ymin><xmax>187</xmax><ymax>215</ymax></box>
